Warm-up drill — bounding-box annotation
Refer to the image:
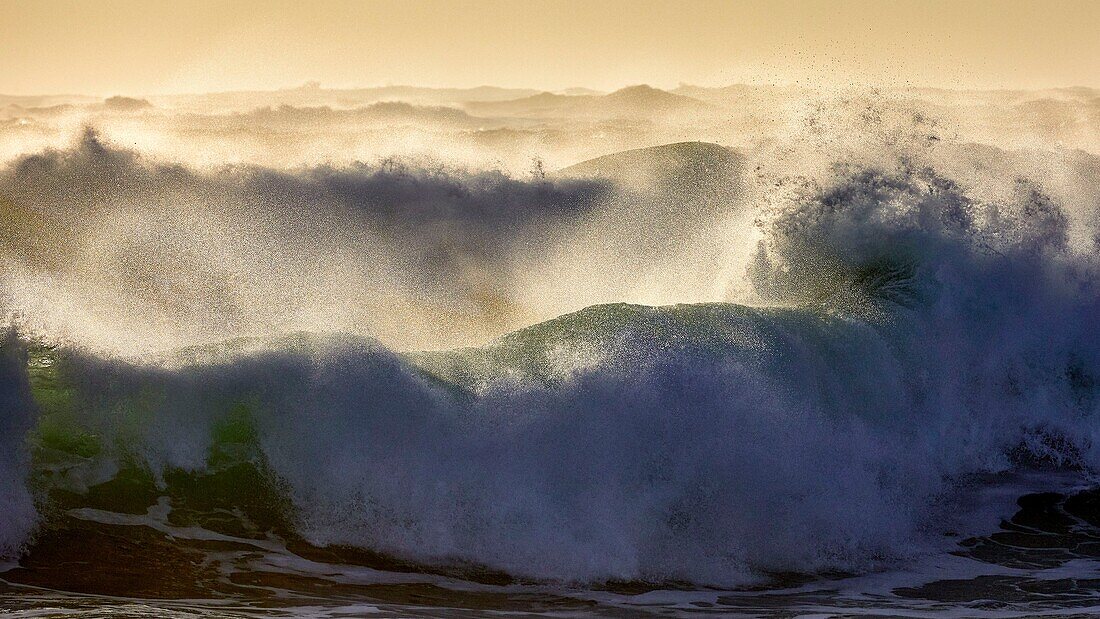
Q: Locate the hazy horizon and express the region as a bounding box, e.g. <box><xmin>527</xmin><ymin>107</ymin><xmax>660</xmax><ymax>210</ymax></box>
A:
<box><xmin>3</xmin><ymin>0</ymin><xmax>1099</xmax><ymax>96</ymax></box>
<box><xmin>8</xmin><ymin>79</ymin><xmax>1100</xmax><ymax>100</ymax></box>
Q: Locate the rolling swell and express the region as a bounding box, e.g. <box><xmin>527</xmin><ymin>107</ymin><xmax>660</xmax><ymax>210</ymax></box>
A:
<box><xmin>4</xmin><ymin>158</ymin><xmax>1100</xmax><ymax>589</ymax></box>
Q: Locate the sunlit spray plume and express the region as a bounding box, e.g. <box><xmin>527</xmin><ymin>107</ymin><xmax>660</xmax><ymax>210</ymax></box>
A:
<box><xmin>0</xmin><ymin>129</ymin><xmax>765</xmax><ymax>355</ymax></box>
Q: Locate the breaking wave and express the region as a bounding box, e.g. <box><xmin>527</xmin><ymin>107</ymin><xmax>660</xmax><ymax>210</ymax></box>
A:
<box><xmin>4</xmin><ymin>148</ymin><xmax>1100</xmax><ymax>588</ymax></box>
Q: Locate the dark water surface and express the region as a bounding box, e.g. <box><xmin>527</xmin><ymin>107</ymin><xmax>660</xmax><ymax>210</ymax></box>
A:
<box><xmin>6</xmin><ymin>476</ymin><xmax>1100</xmax><ymax>618</ymax></box>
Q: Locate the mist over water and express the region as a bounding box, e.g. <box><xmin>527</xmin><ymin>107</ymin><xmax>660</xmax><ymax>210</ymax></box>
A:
<box><xmin>3</xmin><ymin>82</ymin><xmax>1100</xmax><ymax>614</ymax></box>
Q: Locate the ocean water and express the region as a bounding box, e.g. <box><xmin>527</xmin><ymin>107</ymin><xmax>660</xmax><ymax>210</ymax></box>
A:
<box><xmin>3</xmin><ymin>87</ymin><xmax>1100</xmax><ymax>616</ymax></box>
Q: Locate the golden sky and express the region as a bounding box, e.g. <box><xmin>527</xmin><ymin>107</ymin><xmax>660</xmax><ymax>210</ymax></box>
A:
<box><xmin>2</xmin><ymin>0</ymin><xmax>1098</xmax><ymax>95</ymax></box>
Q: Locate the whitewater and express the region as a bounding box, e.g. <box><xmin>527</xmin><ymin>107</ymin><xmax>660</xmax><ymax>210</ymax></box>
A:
<box><xmin>2</xmin><ymin>84</ymin><xmax>1100</xmax><ymax>616</ymax></box>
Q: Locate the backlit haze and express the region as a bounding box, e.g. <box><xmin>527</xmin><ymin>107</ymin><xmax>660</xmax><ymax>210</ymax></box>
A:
<box><xmin>2</xmin><ymin>0</ymin><xmax>1099</xmax><ymax>95</ymax></box>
